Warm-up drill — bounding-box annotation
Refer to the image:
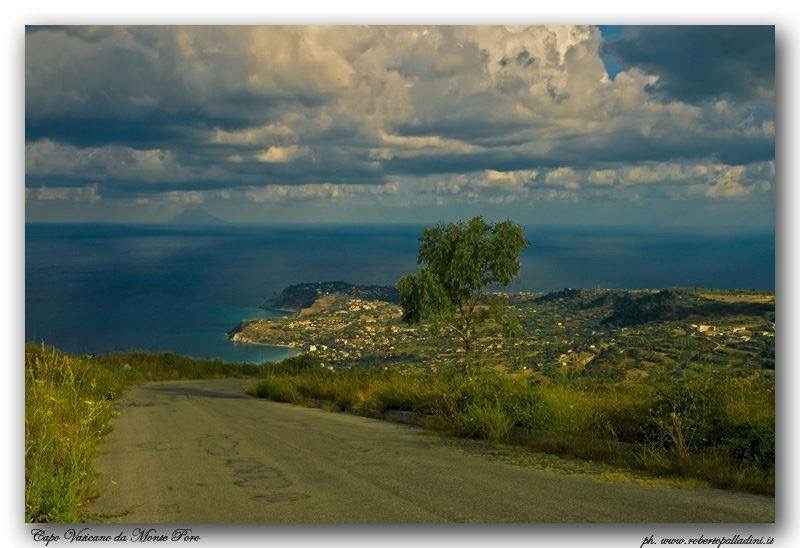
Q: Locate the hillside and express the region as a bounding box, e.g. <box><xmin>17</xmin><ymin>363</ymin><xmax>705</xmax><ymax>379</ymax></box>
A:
<box><xmin>235</xmin><ymin>286</ymin><xmax>775</xmax><ymax>373</ymax></box>
<box><xmin>262</xmin><ymin>281</ymin><xmax>400</xmax><ymax>311</ymax></box>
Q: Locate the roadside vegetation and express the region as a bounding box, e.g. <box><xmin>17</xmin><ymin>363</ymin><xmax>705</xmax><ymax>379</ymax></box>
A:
<box><xmin>249</xmin><ymin>353</ymin><xmax>774</xmax><ymax>495</ymax></box>
<box><xmin>24</xmin><ymin>344</ymin><xmax>259</xmax><ymax>522</ymax></box>
<box><xmin>247</xmin><ymin>217</ymin><xmax>774</xmax><ymax>496</ymax></box>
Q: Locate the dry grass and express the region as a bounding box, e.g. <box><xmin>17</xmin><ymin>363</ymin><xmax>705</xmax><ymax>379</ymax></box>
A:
<box><xmin>700</xmin><ymin>293</ymin><xmax>774</xmax><ymax>304</ymax></box>
<box><xmin>298</xmin><ymin>294</ymin><xmax>338</xmax><ymax>317</ymax></box>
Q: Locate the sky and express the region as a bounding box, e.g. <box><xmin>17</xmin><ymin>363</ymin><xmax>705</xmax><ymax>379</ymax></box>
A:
<box><xmin>25</xmin><ymin>25</ymin><xmax>775</xmax><ymax>227</ymax></box>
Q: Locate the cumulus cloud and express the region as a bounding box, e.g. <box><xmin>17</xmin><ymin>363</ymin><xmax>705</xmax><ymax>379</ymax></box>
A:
<box><xmin>422</xmin><ymin>160</ymin><xmax>774</xmax><ymax>204</ymax></box>
<box><xmin>482</xmin><ymin>169</ymin><xmax>539</xmax><ymax>189</ymax></box>
<box><xmin>545</xmin><ymin>167</ymin><xmax>581</xmax><ymax>189</ymax></box>
<box><xmin>24</xmin><ymin>25</ymin><xmax>774</xmax><ymax>220</ymax></box>
<box><xmin>256</xmin><ymin>145</ymin><xmax>307</xmax><ymax>163</ymax></box>
<box><xmin>428</xmin><ymin>169</ymin><xmax>538</xmax><ymax>196</ymax></box>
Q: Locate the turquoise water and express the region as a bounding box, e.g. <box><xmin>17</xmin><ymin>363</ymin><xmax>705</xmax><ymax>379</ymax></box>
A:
<box><xmin>25</xmin><ymin>223</ymin><xmax>774</xmax><ymax>363</ymax></box>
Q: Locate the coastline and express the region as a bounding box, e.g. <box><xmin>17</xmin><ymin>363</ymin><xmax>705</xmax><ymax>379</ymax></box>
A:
<box><xmin>228</xmin><ymin>319</ymin><xmax>300</xmax><ymax>351</ymax></box>
<box><xmin>229</xmin><ymin>332</ymin><xmax>299</xmax><ymax>350</ymax></box>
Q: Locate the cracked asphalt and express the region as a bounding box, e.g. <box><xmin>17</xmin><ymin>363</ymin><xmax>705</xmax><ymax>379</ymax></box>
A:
<box><xmin>88</xmin><ymin>378</ymin><xmax>775</xmax><ymax>523</ymax></box>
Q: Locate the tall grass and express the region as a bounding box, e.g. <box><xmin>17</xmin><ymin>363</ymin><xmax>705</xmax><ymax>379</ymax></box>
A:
<box><xmin>250</xmin><ymin>356</ymin><xmax>774</xmax><ymax>495</ymax></box>
<box><xmin>25</xmin><ymin>349</ymin><xmax>115</xmax><ymax>522</ymax></box>
<box><xmin>25</xmin><ymin>344</ymin><xmax>259</xmax><ymax>522</ymax></box>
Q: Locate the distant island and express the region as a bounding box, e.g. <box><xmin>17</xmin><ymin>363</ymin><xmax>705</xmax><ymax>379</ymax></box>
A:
<box><xmin>262</xmin><ymin>281</ymin><xmax>400</xmax><ymax>311</ymax></box>
<box><xmin>168</xmin><ymin>207</ymin><xmax>226</xmax><ymax>225</ymax></box>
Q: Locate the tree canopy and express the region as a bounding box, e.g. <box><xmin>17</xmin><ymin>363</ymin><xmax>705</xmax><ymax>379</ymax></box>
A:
<box><xmin>398</xmin><ymin>217</ymin><xmax>527</xmax><ymax>365</ymax></box>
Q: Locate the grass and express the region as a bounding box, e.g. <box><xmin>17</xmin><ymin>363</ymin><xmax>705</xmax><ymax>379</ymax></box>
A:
<box><xmin>24</xmin><ymin>343</ymin><xmax>259</xmax><ymax>523</ymax></box>
<box><xmin>460</xmin><ymin>400</ymin><xmax>515</xmax><ymax>443</ymax></box>
<box><xmin>249</xmin><ymin>354</ymin><xmax>775</xmax><ymax>495</ymax></box>
<box><xmin>25</xmin><ymin>340</ymin><xmax>773</xmax><ymax>522</ymax></box>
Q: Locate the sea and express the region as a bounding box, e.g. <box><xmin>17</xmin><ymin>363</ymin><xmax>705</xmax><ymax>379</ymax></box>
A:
<box><xmin>25</xmin><ymin>223</ymin><xmax>775</xmax><ymax>363</ymax></box>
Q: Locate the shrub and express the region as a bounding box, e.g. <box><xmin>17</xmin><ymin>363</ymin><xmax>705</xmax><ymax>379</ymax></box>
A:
<box><xmin>248</xmin><ymin>355</ymin><xmax>774</xmax><ymax>495</ymax></box>
<box><xmin>460</xmin><ymin>400</ymin><xmax>515</xmax><ymax>443</ymax></box>
<box><xmin>364</xmin><ymin>379</ymin><xmax>418</xmax><ymax>411</ymax></box>
<box><xmin>276</xmin><ymin>353</ymin><xmax>323</xmax><ymax>372</ymax></box>
<box><xmin>254</xmin><ymin>377</ymin><xmax>301</xmax><ymax>403</ymax></box>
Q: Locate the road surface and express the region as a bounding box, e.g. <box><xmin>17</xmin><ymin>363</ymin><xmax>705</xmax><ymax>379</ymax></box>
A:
<box><xmin>89</xmin><ymin>379</ymin><xmax>775</xmax><ymax>523</ymax></box>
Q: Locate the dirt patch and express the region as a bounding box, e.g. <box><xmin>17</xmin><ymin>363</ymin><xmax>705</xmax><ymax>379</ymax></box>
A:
<box><xmin>298</xmin><ymin>294</ymin><xmax>338</xmax><ymax>317</ymax></box>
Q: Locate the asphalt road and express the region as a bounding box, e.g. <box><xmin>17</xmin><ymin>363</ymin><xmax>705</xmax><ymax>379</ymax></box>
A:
<box><xmin>89</xmin><ymin>378</ymin><xmax>775</xmax><ymax>523</ymax></box>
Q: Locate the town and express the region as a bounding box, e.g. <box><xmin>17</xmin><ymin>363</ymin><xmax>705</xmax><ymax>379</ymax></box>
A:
<box><xmin>230</xmin><ymin>285</ymin><xmax>775</xmax><ymax>379</ymax></box>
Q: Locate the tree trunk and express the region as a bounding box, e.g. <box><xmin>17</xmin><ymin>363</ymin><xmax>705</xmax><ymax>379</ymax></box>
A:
<box><xmin>462</xmin><ymin>336</ymin><xmax>472</xmax><ymax>376</ymax></box>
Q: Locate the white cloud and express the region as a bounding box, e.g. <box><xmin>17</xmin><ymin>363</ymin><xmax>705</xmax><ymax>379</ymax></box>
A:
<box><xmin>256</xmin><ymin>145</ymin><xmax>307</xmax><ymax>163</ymax></box>
<box><xmin>245</xmin><ymin>182</ymin><xmax>398</xmax><ymax>203</ymax></box>
<box><xmin>587</xmin><ymin>169</ymin><xmax>617</xmax><ymax>185</ymax></box>
<box><xmin>27</xmin><ymin>184</ymin><xmax>100</xmax><ymax>204</ymax></box>
<box><xmin>705</xmin><ymin>166</ymin><xmax>753</xmax><ymax>199</ymax></box>
<box><xmin>482</xmin><ymin>169</ymin><xmax>538</xmax><ymax>189</ymax></box>
<box><xmin>423</xmin><ymin>160</ymin><xmax>774</xmax><ymax>203</ymax></box>
<box><xmin>370</xmin><ymin>132</ymin><xmax>480</xmax><ymax>160</ymax></box>
<box><xmin>430</xmin><ymin>169</ymin><xmax>538</xmax><ymax>196</ymax></box>
<box><xmin>209</xmin><ymin>123</ymin><xmax>294</xmax><ymax>146</ymax></box>
<box><xmin>29</xmin><ymin>26</ymin><xmax>771</xmax><ymax>169</ymax></box>
<box><xmin>24</xmin><ymin>26</ymin><xmax>775</xmax><ymax>216</ymax></box>
<box><xmin>545</xmin><ymin>167</ymin><xmax>580</xmax><ymax>189</ymax></box>
<box><xmin>26</xmin><ymin>139</ymin><xmax>202</xmax><ymax>183</ymax></box>
<box><xmin>164</xmin><ymin>190</ymin><xmax>205</xmax><ymax>204</ymax></box>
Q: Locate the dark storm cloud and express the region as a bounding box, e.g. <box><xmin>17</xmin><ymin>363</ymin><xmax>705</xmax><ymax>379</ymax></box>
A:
<box><xmin>382</xmin><ymin>151</ymin><xmax>561</xmax><ymax>176</ymax></box>
<box><xmin>391</xmin><ymin>117</ymin><xmax>536</xmax><ymax>143</ymax></box>
<box><xmin>605</xmin><ymin>26</ymin><xmax>774</xmax><ymax>103</ymax></box>
<box><xmin>26</xmin><ymin>116</ymin><xmax>189</xmax><ymax>148</ymax></box>
<box><xmin>26</xmin><ymin>25</ymin><xmax>117</xmax><ymax>42</ymax></box>
<box><xmin>381</xmin><ymin>125</ymin><xmax>775</xmax><ymax>177</ymax></box>
<box><xmin>25</xmin><ymin>26</ymin><xmax>330</xmax><ymax>148</ymax></box>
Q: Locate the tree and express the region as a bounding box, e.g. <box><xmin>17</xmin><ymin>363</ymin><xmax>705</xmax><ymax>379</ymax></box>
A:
<box><xmin>398</xmin><ymin>217</ymin><xmax>528</xmax><ymax>373</ymax></box>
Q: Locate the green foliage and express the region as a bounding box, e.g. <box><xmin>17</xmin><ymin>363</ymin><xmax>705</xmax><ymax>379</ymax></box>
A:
<box><xmin>273</xmin><ymin>353</ymin><xmax>323</xmax><ymax>372</ymax></box>
<box><xmin>264</xmin><ymin>281</ymin><xmax>399</xmax><ymax>310</ymax></box>
<box><xmin>250</xmin><ymin>353</ymin><xmax>774</xmax><ymax>495</ymax></box>
<box><xmin>254</xmin><ymin>377</ymin><xmax>301</xmax><ymax>403</ymax></box>
<box><xmin>460</xmin><ymin>400</ymin><xmax>515</xmax><ymax>443</ymax></box>
<box><xmin>93</xmin><ymin>351</ymin><xmax>261</xmax><ymax>380</ymax></box>
<box><xmin>25</xmin><ymin>349</ymin><xmax>116</xmax><ymax>523</ymax></box>
<box><xmin>605</xmin><ymin>290</ymin><xmax>681</xmax><ymax>326</ymax></box>
<box><xmin>648</xmin><ymin>371</ymin><xmax>775</xmax><ymax>465</ymax></box>
<box><xmin>604</xmin><ymin>289</ymin><xmax>775</xmax><ymax>327</ymax></box>
<box><xmin>399</xmin><ymin>217</ymin><xmax>527</xmax><ymax>360</ymax></box>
